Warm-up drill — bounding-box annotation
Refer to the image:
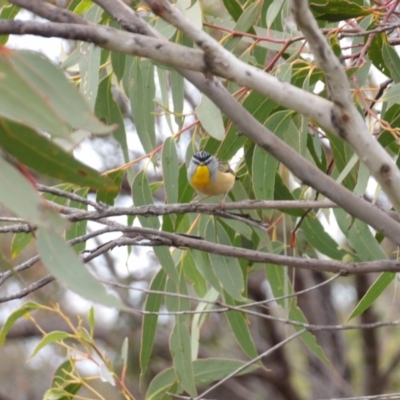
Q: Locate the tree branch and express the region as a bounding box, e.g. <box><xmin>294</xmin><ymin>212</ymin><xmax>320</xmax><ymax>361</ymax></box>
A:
<box><xmin>289</xmin><ymin>0</ymin><xmax>400</xmax><ymax>215</ymax></box>
<box><xmin>0</xmin><ymin>19</ymin><xmax>206</xmax><ymax>72</ymax></box>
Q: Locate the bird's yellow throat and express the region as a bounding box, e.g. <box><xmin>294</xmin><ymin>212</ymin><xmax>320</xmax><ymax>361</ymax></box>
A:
<box><xmin>192</xmin><ymin>165</ymin><xmax>210</xmax><ymax>188</ymax></box>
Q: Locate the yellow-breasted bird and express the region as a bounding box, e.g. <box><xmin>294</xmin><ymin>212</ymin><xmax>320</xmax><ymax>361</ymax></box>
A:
<box><xmin>187</xmin><ymin>151</ymin><xmax>236</xmax><ymax>199</ymax></box>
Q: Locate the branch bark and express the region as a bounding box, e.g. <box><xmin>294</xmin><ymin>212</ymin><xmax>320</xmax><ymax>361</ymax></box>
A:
<box><xmin>289</xmin><ymin>0</ymin><xmax>400</xmax><ymax>214</ymax></box>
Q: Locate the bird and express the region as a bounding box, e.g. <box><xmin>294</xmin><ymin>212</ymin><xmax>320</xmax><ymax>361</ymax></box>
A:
<box><xmin>187</xmin><ymin>151</ymin><xmax>236</xmax><ymax>201</ymax></box>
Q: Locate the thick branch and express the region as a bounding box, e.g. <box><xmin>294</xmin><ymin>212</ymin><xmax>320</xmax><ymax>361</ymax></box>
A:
<box><xmin>290</xmin><ymin>0</ymin><xmax>400</xmax><ymax>215</ymax></box>
<box><xmin>0</xmin><ymin>20</ymin><xmax>206</xmax><ymax>72</ymax></box>
<box><xmin>143</xmin><ymin>0</ymin><xmax>334</xmax><ymax>132</ymax></box>
<box><xmin>108</xmin><ymin>226</ymin><xmax>400</xmax><ymax>274</ymax></box>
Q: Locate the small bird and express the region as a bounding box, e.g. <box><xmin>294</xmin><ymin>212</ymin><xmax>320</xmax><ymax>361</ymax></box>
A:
<box><xmin>187</xmin><ymin>151</ymin><xmax>236</xmax><ymax>200</ymax></box>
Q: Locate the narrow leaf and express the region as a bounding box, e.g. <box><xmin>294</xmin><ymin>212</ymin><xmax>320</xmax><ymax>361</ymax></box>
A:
<box><xmin>196</xmin><ymin>95</ymin><xmax>225</xmax><ymax>141</ymax></box>
<box><xmin>0</xmin><ymin>49</ymin><xmax>111</xmax><ymax>137</ymax></box>
<box><xmin>348</xmin><ymin>272</ymin><xmax>395</xmax><ymax>320</ymax></box>
<box><xmin>140</xmin><ymin>269</ymin><xmax>167</xmax><ymax>382</ymax></box>
<box><xmin>224</xmin><ymin>292</ymin><xmax>258</xmax><ymax>359</ymax></box>
<box><xmin>206</xmin><ymin>221</ymin><xmax>244</xmax><ymax>301</ymax></box>
<box><xmin>130</xmin><ymin>58</ymin><xmax>156</xmax><ymax>154</ymax></box>
<box><xmin>31</xmin><ymin>331</ymin><xmax>73</xmax><ymax>358</ymax></box>
<box><xmin>162</xmin><ymin>137</ymin><xmax>179</xmax><ymax>204</ymax></box>
<box><xmin>37</xmin><ymin>229</ymin><xmax>128</xmax><ymax>310</ymax></box>
<box><xmin>0</xmin><ymin>119</ymin><xmax>117</xmax><ymax>191</ymax></box>
<box><xmin>170</xmin><ymin>322</ymin><xmax>197</xmax><ymax>397</ymax></box>
<box><xmin>0</xmin><ymin>157</ymin><xmax>65</xmax><ymax>230</ymax></box>
<box><xmin>0</xmin><ymin>301</ymin><xmax>41</xmax><ymax>346</ymax></box>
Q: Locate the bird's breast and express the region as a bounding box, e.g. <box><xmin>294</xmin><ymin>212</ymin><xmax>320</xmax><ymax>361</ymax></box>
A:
<box><xmin>192</xmin><ymin>165</ymin><xmax>210</xmax><ymax>188</ymax></box>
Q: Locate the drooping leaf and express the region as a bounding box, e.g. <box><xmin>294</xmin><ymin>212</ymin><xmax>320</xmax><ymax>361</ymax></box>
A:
<box><xmin>170</xmin><ymin>322</ymin><xmax>197</xmax><ymax>397</ymax></box>
<box><xmin>0</xmin><ymin>157</ymin><xmax>65</xmax><ymax>230</ymax></box>
<box><xmin>265</xmin><ymin>263</ymin><xmax>332</xmax><ymax>367</ymax></box>
<box><xmin>206</xmin><ymin>220</ymin><xmax>244</xmax><ymax>301</ymax></box>
<box><xmin>140</xmin><ymin>269</ymin><xmax>167</xmax><ymax>383</ymax></box>
<box><xmin>11</xmin><ymin>232</ymin><xmax>34</xmax><ymax>259</ymax></box>
<box><xmin>348</xmin><ymin>272</ymin><xmax>395</xmax><ymax>320</ymax></box>
<box><xmin>196</xmin><ymin>95</ymin><xmax>225</xmax><ymax>141</ymax></box>
<box><xmin>224</xmin><ymin>292</ymin><xmax>258</xmax><ymax>359</ymax></box>
<box><xmin>95</xmin><ymin>74</ymin><xmax>130</xmax><ymax>163</ymax></box>
<box><xmin>65</xmin><ymin>187</ymin><xmax>89</xmax><ymax>253</ymax></box>
<box><xmin>129</xmin><ymin>58</ymin><xmax>156</xmax><ymax>154</ymax></box>
<box><xmin>30</xmin><ymin>331</ymin><xmax>74</xmax><ymax>358</ymax></box>
<box><xmin>0</xmin><ymin>118</ymin><xmax>118</xmax><ymax>191</ymax></box>
<box><xmin>0</xmin><ymin>49</ymin><xmax>111</xmax><ymax>138</ymax></box>
<box><xmin>37</xmin><ymin>229</ymin><xmax>128</xmax><ymax>310</ymax></box>
<box><xmin>310</xmin><ymin>0</ymin><xmax>372</xmax><ymax>21</ymax></box>
<box><xmin>50</xmin><ymin>359</ymin><xmax>82</xmax><ymax>398</ymax></box>
<box><xmin>0</xmin><ymin>301</ymin><xmax>42</xmax><ymax>346</ymax></box>
<box><xmin>162</xmin><ymin>137</ymin><xmax>179</xmax><ymax>204</ymax></box>
<box><xmin>146</xmin><ymin>358</ymin><xmax>258</xmax><ymax>399</ymax></box>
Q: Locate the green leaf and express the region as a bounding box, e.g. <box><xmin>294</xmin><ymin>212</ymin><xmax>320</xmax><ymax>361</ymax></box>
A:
<box><xmin>132</xmin><ymin>169</ymin><xmax>159</xmax><ymax>229</ymax></box>
<box><xmin>88</xmin><ymin>306</ymin><xmax>95</xmax><ymax>338</ymax></box>
<box><xmin>273</xmin><ymin>174</ymin><xmax>303</xmax><ymax>216</ymax></box>
<box><xmin>224</xmin><ymin>2</ymin><xmax>260</xmax><ymax>50</ymax></box>
<box><xmin>171</xmin><ymin>70</ymin><xmax>184</xmax><ymax>128</ymax></box>
<box><xmin>252</xmin><ymin>145</ymin><xmax>278</xmax><ymax>218</ymax></box>
<box><xmin>154</xmin><ymin>247</ymin><xmax>180</xmax><ymax>284</ymax></box>
<box><xmin>37</xmin><ymin>229</ymin><xmax>128</xmax><ymax>310</ymax></box>
<box><xmin>224</xmin><ymin>292</ymin><xmax>258</xmax><ymax>359</ymax></box>
<box><xmin>111</xmin><ymin>49</ymin><xmax>126</xmax><ymax>82</ymax></box>
<box><xmin>31</xmin><ymin>331</ymin><xmax>73</xmax><ymax>358</ymax></box>
<box><xmin>382</xmin><ymin>41</ymin><xmax>400</xmax><ymax>83</ymax></box>
<box><xmin>140</xmin><ymin>269</ymin><xmax>167</xmax><ymax>382</ymax></box>
<box><xmin>334</xmin><ymin>209</ymin><xmax>387</xmax><ymax>261</ymax></box>
<box><xmin>146</xmin><ymin>358</ymin><xmax>257</xmax><ymax>399</ymax></box>
<box><xmin>191</xmin><ymin>288</ymin><xmax>219</xmax><ymax>360</ymax></box>
<box><xmin>266</xmin><ymin>0</ymin><xmax>283</xmax><ymax>28</ymax></box>
<box><xmin>310</xmin><ymin>0</ymin><xmax>371</xmax><ymax>21</ymax></box>
<box><xmin>65</xmin><ymin>187</ymin><xmax>88</xmax><ymax>253</ymax></box>
<box><xmin>265</xmin><ymin>263</ymin><xmax>332</xmax><ymax>367</ymax></box>
<box><xmin>95</xmin><ymin>74</ymin><xmax>130</xmax><ymax>163</ymax></box>
<box><xmin>348</xmin><ymin>272</ymin><xmax>395</xmax><ymax>320</ymax></box>
<box><xmin>381</xmin><ymin>82</ymin><xmax>400</xmax><ymax>104</ymax></box>
<box><xmin>0</xmin><ymin>157</ymin><xmax>65</xmax><ymax>230</ymax></box>
<box><xmin>0</xmin><ymin>5</ymin><xmax>20</xmax><ymax>45</ymax></box>
<box><xmin>96</xmin><ymin>170</ymin><xmax>124</xmax><ymax>206</ymax></box>
<box><xmin>121</xmin><ymin>337</ymin><xmax>129</xmax><ymax>366</ymax></box>
<box><xmin>162</xmin><ymin>137</ymin><xmax>179</xmax><ymax>204</ymax></box>
<box><xmin>206</xmin><ymin>221</ymin><xmax>244</xmax><ymax>301</ymax></box>
<box><xmin>368</xmin><ymin>31</ymin><xmax>391</xmax><ymax>79</ymax></box>
<box><xmin>0</xmin><ymin>301</ymin><xmax>42</xmax><ymax>346</ymax></box>
<box><xmin>182</xmin><ymin>250</ymin><xmax>208</xmax><ymax>297</ymax></box>
<box><xmin>170</xmin><ymin>322</ymin><xmax>197</xmax><ymax>397</ymax></box>
<box><xmin>196</xmin><ymin>95</ymin><xmax>225</xmax><ymax>141</ymax></box>
<box><xmin>130</xmin><ymin>58</ymin><xmax>156</xmax><ymax>154</ymax></box>
<box><xmin>78</xmin><ymin>4</ymin><xmax>102</xmax><ymax>108</ymax></box>
<box><xmin>0</xmin><ymin>119</ymin><xmax>118</xmax><ymax>191</ymax></box>
<box><xmin>222</xmin><ymin>0</ymin><xmax>243</xmax><ymax>21</ymax></box>
<box><xmin>11</xmin><ymin>232</ymin><xmax>34</xmax><ymax>259</ymax></box>
<box><xmin>0</xmin><ymin>50</ymin><xmax>111</xmax><ymax>138</ymax></box>
<box><xmin>301</xmin><ymin>215</ymin><xmax>348</xmax><ymax>260</ymax></box>
<box><xmin>50</xmin><ymin>360</ymin><xmax>82</xmax><ymax>399</ymax></box>
<box><xmin>165</xmin><ymin>274</ymin><xmax>190</xmax><ymax>323</ymax></box>
<box><xmin>110</xmin><ymin>21</ymin><xmax>126</xmax><ymax>82</ymax></box>
<box><xmin>191</xmin><ymin>248</ymin><xmax>222</xmax><ymax>293</ymax></box>
<box><xmin>327</xmin><ymin>132</ymin><xmax>357</xmax><ymax>190</ymax></box>
<box><xmin>177</xmin><ymin>163</ymin><xmax>195</xmax><ymax>209</ymax></box>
